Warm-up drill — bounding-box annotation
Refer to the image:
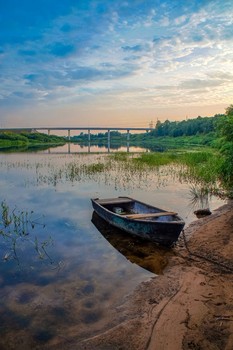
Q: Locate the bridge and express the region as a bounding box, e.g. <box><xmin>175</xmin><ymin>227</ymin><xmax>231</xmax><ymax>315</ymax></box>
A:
<box><xmin>0</xmin><ymin>126</ymin><xmax>153</xmax><ymax>147</ymax></box>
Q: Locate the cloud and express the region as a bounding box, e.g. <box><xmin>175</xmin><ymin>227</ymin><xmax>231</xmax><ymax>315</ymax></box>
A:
<box><xmin>179</xmin><ymin>79</ymin><xmax>224</xmax><ymax>90</ymax></box>
<box><xmin>16</xmin><ymin>61</ymin><xmax>139</xmax><ymax>108</ymax></box>
<box><xmin>207</xmin><ymin>71</ymin><xmax>233</xmax><ymax>81</ymax></box>
<box><xmin>1</xmin><ymin>0</ymin><xmax>233</xmax><ymax>121</ymax></box>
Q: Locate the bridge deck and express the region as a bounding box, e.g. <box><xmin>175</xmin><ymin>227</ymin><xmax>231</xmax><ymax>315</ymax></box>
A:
<box><xmin>0</xmin><ymin>127</ymin><xmax>153</xmax><ymax>132</ymax></box>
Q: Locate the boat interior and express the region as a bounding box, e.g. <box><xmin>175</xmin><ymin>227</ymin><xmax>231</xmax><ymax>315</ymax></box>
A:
<box><xmin>96</xmin><ymin>197</ymin><xmax>180</xmax><ymax>221</ymax></box>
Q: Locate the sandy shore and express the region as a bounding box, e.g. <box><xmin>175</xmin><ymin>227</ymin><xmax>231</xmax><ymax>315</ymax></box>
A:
<box><xmin>78</xmin><ymin>201</ymin><xmax>233</xmax><ymax>350</ymax></box>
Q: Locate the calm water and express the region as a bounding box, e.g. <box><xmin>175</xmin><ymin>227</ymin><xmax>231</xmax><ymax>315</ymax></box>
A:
<box><xmin>45</xmin><ymin>143</ymin><xmax>150</xmax><ymax>153</ymax></box>
<box><xmin>0</xmin><ymin>150</ymin><xmax>225</xmax><ymax>349</ymax></box>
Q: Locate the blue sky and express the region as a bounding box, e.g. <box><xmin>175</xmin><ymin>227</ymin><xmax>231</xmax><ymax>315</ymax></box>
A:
<box><xmin>0</xmin><ymin>0</ymin><xmax>233</xmax><ymax>128</ymax></box>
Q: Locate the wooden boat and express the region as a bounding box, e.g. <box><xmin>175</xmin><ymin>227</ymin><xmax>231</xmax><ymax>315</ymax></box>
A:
<box><xmin>91</xmin><ymin>197</ymin><xmax>185</xmax><ymax>247</ymax></box>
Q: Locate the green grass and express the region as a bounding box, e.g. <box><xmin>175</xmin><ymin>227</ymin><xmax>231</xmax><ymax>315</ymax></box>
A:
<box><xmin>133</xmin><ymin>152</ymin><xmax>178</xmax><ymax>166</ymax></box>
<box><xmin>177</xmin><ymin>152</ymin><xmax>223</xmax><ymax>185</ymax></box>
<box><xmin>178</xmin><ymin>151</ymin><xmax>215</xmax><ymax>165</ymax></box>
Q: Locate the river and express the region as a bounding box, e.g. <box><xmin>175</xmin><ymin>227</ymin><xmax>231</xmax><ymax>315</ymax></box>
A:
<box><xmin>0</xmin><ymin>148</ymin><xmax>225</xmax><ymax>349</ymax></box>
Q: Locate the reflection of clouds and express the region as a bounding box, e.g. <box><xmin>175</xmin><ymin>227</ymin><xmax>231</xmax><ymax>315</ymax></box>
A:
<box><xmin>0</xmin><ymin>149</ymin><xmax>226</xmax><ymax>348</ymax></box>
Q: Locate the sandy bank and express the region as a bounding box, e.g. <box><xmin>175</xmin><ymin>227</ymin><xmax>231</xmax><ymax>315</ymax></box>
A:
<box><xmin>78</xmin><ymin>201</ymin><xmax>233</xmax><ymax>350</ymax></box>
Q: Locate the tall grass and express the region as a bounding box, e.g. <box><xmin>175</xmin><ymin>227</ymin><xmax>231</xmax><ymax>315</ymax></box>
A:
<box><xmin>177</xmin><ymin>152</ymin><xmax>223</xmax><ymax>186</ymax></box>
<box><xmin>133</xmin><ymin>152</ymin><xmax>178</xmax><ymax>166</ymax></box>
<box><xmin>130</xmin><ymin>150</ymin><xmax>227</xmax><ymax>194</ymax></box>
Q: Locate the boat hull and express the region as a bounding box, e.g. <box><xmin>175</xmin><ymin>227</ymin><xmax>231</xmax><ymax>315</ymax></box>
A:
<box><xmin>91</xmin><ymin>198</ymin><xmax>185</xmax><ymax>247</ymax></box>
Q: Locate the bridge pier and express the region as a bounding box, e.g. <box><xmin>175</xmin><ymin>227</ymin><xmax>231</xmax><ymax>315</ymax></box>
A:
<box><xmin>68</xmin><ymin>129</ymin><xmax>70</xmax><ymax>141</ymax></box>
<box><xmin>127</xmin><ymin>129</ymin><xmax>130</xmax><ymax>141</ymax></box>
<box><xmin>48</xmin><ymin>129</ymin><xmax>50</xmax><ymax>136</ymax></box>
<box><xmin>108</xmin><ymin>129</ymin><xmax>110</xmax><ymax>152</ymax></box>
<box><xmin>88</xmin><ymin>129</ymin><xmax>91</xmax><ymax>142</ymax></box>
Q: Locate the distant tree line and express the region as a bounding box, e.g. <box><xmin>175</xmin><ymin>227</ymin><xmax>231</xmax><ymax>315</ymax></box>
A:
<box><xmin>71</xmin><ymin>114</ymin><xmax>224</xmax><ymax>142</ymax></box>
<box><xmin>150</xmin><ymin>114</ymin><xmax>223</xmax><ymax>137</ymax></box>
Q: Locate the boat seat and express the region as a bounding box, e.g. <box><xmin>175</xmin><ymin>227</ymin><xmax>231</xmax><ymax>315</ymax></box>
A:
<box><xmin>123</xmin><ymin>212</ymin><xmax>177</xmax><ymax>219</ymax></box>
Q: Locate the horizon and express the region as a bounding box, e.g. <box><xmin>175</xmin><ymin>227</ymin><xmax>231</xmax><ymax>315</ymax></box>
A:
<box><xmin>0</xmin><ymin>0</ymin><xmax>232</xmax><ymax>127</ymax></box>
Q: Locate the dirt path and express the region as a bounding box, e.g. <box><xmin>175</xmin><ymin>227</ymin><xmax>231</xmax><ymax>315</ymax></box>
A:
<box><xmin>76</xmin><ymin>201</ymin><xmax>233</xmax><ymax>350</ymax></box>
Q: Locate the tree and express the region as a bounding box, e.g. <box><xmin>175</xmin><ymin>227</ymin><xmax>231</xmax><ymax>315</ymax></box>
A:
<box><xmin>217</xmin><ymin>104</ymin><xmax>233</xmax><ymax>189</ymax></box>
<box><xmin>225</xmin><ymin>104</ymin><xmax>233</xmax><ymax>116</ymax></box>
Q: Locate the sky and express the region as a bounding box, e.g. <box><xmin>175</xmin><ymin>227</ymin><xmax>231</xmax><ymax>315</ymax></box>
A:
<box><xmin>0</xmin><ymin>0</ymin><xmax>233</xmax><ymax>128</ymax></box>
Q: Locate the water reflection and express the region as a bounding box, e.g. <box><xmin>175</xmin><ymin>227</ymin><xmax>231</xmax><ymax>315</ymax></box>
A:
<box><xmin>0</xmin><ymin>141</ymin><xmax>167</xmax><ymax>154</ymax></box>
<box><xmin>46</xmin><ymin>142</ymin><xmax>149</xmax><ymax>154</ymax></box>
<box><xmin>0</xmin><ymin>152</ymin><xmax>226</xmax><ymax>349</ymax></box>
<box><xmin>0</xmin><ymin>143</ymin><xmax>64</xmax><ymax>153</ymax></box>
<box><xmin>92</xmin><ymin>212</ymin><xmax>171</xmax><ymax>274</ymax></box>
<box><xmin>0</xmin><ymin>142</ymin><xmax>151</xmax><ymax>154</ymax></box>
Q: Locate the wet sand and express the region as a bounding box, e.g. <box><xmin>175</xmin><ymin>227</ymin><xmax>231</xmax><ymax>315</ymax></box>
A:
<box><xmin>77</xmin><ymin>200</ymin><xmax>233</xmax><ymax>350</ymax></box>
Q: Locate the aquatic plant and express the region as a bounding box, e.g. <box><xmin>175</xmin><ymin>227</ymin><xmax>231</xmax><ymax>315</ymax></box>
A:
<box><xmin>188</xmin><ymin>185</ymin><xmax>211</xmax><ymax>209</ymax></box>
<box><xmin>84</xmin><ymin>162</ymin><xmax>106</xmax><ymax>174</ymax></box>
<box><xmin>0</xmin><ymin>201</ymin><xmax>53</xmax><ymax>265</ymax></box>
<box><xmin>109</xmin><ymin>152</ymin><xmax>131</xmax><ymax>162</ymax></box>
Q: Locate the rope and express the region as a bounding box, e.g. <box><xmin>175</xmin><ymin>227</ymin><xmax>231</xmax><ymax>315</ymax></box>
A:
<box><xmin>181</xmin><ymin>230</ymin><xmax>233</xmax><ymax>273</ymax></box>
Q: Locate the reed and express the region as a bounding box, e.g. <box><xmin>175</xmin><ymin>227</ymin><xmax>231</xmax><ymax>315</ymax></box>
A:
<box><xmin>178</xmin><ymin>152</ymin><xmax>223</xmax><ymax>187</ymax></box>
<box><xmin>132</xmin><ymin>151</ymin><xmax>221</xmax><ymax>185</ymax></box>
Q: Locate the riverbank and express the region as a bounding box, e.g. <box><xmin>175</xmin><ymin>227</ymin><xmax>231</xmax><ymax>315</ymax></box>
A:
<box><xmin>78</xmin><ymin>201</ymin><xmax>233</xmax><ymax>350</ymax></box>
